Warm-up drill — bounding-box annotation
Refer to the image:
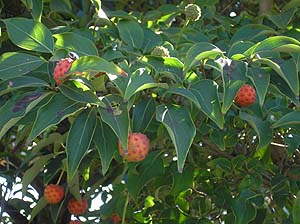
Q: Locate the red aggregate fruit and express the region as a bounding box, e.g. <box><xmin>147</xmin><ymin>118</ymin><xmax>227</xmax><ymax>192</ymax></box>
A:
<box><xmin>118</xmin><ymin>133</ymin><xmax>150</xmax><ymax>162</ymax></box>
<box><xmin>67</xmin><ymin>198</ymin><xmax>88</xmax><ymax>215</ymax></box>
<box><xmin>52</xmin><ymin>58</ymin><xmax>74</xmax><ymax>85</ymax></box>
<box><xmin>234</xmin><ymin>84</ymin><xmax>256</xmax><ymax>107</ymax></box>
<box><xmin>44</xmin><ymin>184</ymin><xmax>64</xmax><ymax>204</ymax></box>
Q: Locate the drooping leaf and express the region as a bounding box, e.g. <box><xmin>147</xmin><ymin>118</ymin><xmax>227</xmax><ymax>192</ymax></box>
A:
<box><xmin>117</xmin><ymin>19</ymin><xmax>144</xmax><ymax>49</ymax></box>
<box><xmin>142</xmin><ymin>28</ymin><xmax>163</xmax><ymax>53</ymax></box>
<box><xmin>31</xmin><ymin>0</ymin><xmax>43</xmax><ymax>22</ymax></box>
<box><xmin>127</xmin><ymin>152</ymin><xmax>164</xmax><ymax>200</ymax></box>
<box><xmin>29</xmin><ymin>93</ymin><xmax>84</xmax><ymax>140</ymax></box>
<box><xmin>67</xmin><ymin>108</ymin><xmax>97</xmax><ymax>180</ymax></box>
<box><xmin>231</xmin><ymin>24</ymin><xmax>277</xmax><ymax>44</ymax></box>
<box><xmin>132</xmin><ymin>99</ymin><xmax>156</xmax><ymax>133</ymax></box>
<box><xmin>190</xmin><ymin>80</ymin><xmax>224</xmax><ymax>129</ymax></box>
<box><xmin>267</xmin><ymin>8</ymin><xmax>297</xmax><ymax>30</ymax></box>
<box><xmin>22</xmin><ymin>154</ymin><xmax>54</xmax><ymax>196</ymax></box>
<box><xmin>172</xmin><ymin>164</ymin><xmax>194</xmax><ymax>196</ymax></box>
<box><xmin>68</xmin><ymin>55</ymin><xmax>128</xmax><ymax>78</ymax></box>
<box><xmin>3</xmin><ymin>18</ymin><xmax>54</xmax><ymax>53</ymax></box>
<box><xmin>239</xmin><ymin>112</ymin><xmax>273</xmax><ymax>157</ymax></box>
<box><xmin>248</xmin><ymin>68</ymin><xmax>270</xmax><ymax>106</ymax></box>
<box><xmin>0</xmin><ymin>76</ymin><xmax>49</xmax><ymax>96</ymax></box>
<box><xmin>50</xmin><ymin>0</ymin><xmax>72</xmax><ymax>13</ymax></box>
<box><xmin>124</xmin><ymin>69</ymin><xmax>168</xmax><ymax>100</ymax></box>
<box><xmin>156</xmin><ymin>104</ymin><xmax>196</xmax><ymax>172</ymax></box>
<box><xmin>232</xmin><ymin>198</ymin><xmax>257</xmax><ymax>224</ymax></box>
<box><xmin>219</xmin><ymin>59</ymin><xmax>247</xmax><ymax>113</ymax></box>
<box><xmin>0</xmin><ymin>52</ymin><xmax>46</xmax><ymax>80</ymax></box>
<box><xmin>93</xmin><ymin>117</ymin><xmax>118</xmax><ymax>175</ymax></box>
<box><xmin>59</xmin><ymin>79</ymin><xmax>105</xmax><ymax>107</ymax></box>
<box><xmin>272</xmin><ymin>111</ymin><xmax>300</xmax><ymax>128</ymax></box>
<box><xmin>29</xmin><ymin>197</ymin><xmax>48</xmax><ymax>223</ymax></box>
<box><xmin>183</xmin><ymin>42</ymin><xmax>224</xmax><ymax>72</ymax></box>
<box><xmin>98</xmin><ymin>94</ymin><xmax>129</xmax><ymax>152</ymax></box>
<box><xmin>53</xmin><ymin>32</ymin><xmax>98</xmax><ymax>56</ymax></box>
<box><xmin>0</xmin><ymin>91</ymin><xmax>51</xmax><ymax>139</ymax></box>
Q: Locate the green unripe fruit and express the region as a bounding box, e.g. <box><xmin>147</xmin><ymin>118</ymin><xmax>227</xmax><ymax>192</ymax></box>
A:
<box><xmin>184</xmin><ymin>4</ymin><xmax>201</xmax><ymax>21</ymax></box>
<box><xmin>151</xmin><ymin>46</ymin><xmax>170</xmax><ymax>57</ymax></box>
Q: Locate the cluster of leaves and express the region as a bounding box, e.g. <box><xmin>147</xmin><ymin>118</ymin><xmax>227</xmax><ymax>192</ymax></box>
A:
<box><xmin>1</xmin><ymin>0</ymin><xmax>300</xmax><ymax>223</ymax></box>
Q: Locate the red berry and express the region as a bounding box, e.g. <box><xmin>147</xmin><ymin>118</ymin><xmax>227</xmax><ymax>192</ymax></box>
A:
<box><xmin>67</xmin><ymin>198</ymin><xmax>88</xmax><ymax>215</ymax></box>
<box><xmin>234</xmin><ymin>84</ymin><xmax>256</xmax><ymax>107</ymax></box>
<box><xmin>44</xmin><ymin>184</ymin><xmax>64</xmax><ymax>204</ymax></box>
<box><xmin>52</xmin><ymin>58</ymin><xmax>74</xmax><ymax>85</ymax></box>
<box><xmin>69</xmin><ymin>221</ymin><xmax>81</xmax><ymax>224</ymax></box>
<box><xmin>110</xmin><ymin>213</ymin><xmax>121</xmax><ymax>224</ymax></box>
<box><xmin>118</xmin><ymin>133</ymin><xmax>150</xmax><ymax>162</ymax></box>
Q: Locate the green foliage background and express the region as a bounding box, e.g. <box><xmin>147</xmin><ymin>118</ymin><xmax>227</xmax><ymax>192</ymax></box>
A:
<box><xmin>1</xmin><ymin>0</ymin><xmax>300</xmax><ymax>223</ymax></box>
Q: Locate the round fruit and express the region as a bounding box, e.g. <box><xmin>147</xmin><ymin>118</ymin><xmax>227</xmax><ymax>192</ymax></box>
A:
<box><xmin>44</xmin><ymin>184</ymin><xmax>64</xmax><ymax>204</ymax></box>
<box><xmin>151</xmin><ymin>46</ymin><xmax>170</xmax><ymax>57</ymax></box>
<box><xmin>184</xmin><ymin>4</ymin><xmax>201</xmax><ymax>21</ymax></box>
<box><xmin>52</xmin><ymin>57</ymin><xmax>74</xmax><ymax>85</ymax></box>
<box><xmin>234</xmin><ymin>84</ymin><xmax>256</xmax><ymax>107</ymax></box>
<box><xmin>118</xmin><ymin>133</ymin><xmax>150</xmax><ymax>162</ymax></box>
<box><xmin>67</xmin><ymin>198</ymin><xmax>88</xmax><ymax>215</ymax></box>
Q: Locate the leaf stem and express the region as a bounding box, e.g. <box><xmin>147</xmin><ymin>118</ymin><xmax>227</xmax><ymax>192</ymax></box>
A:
<box><xmin>122</xmin><ymin>191</ymin><xmax>129</xmax><ymax>224</ymax></box>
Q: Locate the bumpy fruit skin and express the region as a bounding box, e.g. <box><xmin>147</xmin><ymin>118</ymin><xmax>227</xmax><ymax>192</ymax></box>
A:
<box><xmin>151</xmin><ymin>46</ymin><xmax>170</xmax><ymax>57</ymax></box>
<box><xmin>44</xmin><ymin>184</ymin><xmax>64</xmax><ymax>204</ymax></box>
<box><xmin>118</xmin><ymin>133</ymin><xmax>150</xmax><ymax>162</ymax></box>
<box><xmin>67</xmin><ymin>198</ymin><xmax>88</xmax><ymax>215</ymax></box>
<box><xmin>184</xmin><ymin>4</ymin><xmax>201</xmax><ymax>21</ymax></box>
<box><xmin>69</xmin><ymin>221</ymin><xmax>81</xmax><ymax>224</ymax></box>
<box><xmin>234</xmin><ymin>84</ymin><xmax>256</xmax><ymax>107</ymax></box>
<box><xmin>52</xmin><ymin>58</ymin><xmax>74</xmax><ymax>85</ymax></box>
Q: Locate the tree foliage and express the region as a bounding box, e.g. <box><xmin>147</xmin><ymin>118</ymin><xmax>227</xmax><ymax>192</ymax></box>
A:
<box><xmin>1</xmin><ymin>0</ymin><xmax>300</xmax><ymax>223</ymax></box>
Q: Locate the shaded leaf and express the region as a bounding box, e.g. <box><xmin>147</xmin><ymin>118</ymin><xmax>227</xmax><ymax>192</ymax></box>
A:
<box><xmin>117</xmin><ymin>19</ymin><xmax>144</xmax><ymax>49</ymax></box>
<box><xmin>293</xmin><ymin>191</ymin><xmax>300</xmax><ymax>224</ymax></box>
<box><xmin>29</xmin><ymin>197</ymin><xmax>48</xmax><ymax>223</ymax></box>
<box><xmin>272</xmin><ymin>111</ymin><xmax>300</xmax><ymax>128</ymax></box>
<box><xmin>67</xmin><ymin>108</ymin><xmax>97</xmax><ymax>180</ymax></box>
<box><xmin>0</xmin><ymin>52</ymin><xmax>46</xmax><ymax>80</ymax></box>
<box><xmin>132</xmin><ymin>99</ymin><xmax>156</xmax><ymax>133</ymax></box>
<box><xmin>128</xmin><ymin>152</ymin><xmax>164</xmax><ymax>200</ymax></box>
<box><xmin>267</xmin><ymin>8</ymin><xmax>297</xmax><ymax>30</ymax></box>
<box><xmin>156</xmin><ymin>104</ymin><xmax>196</xmax><ymax>172</ymax></box>
<box><xmin>98</xmin><ymin>94</ymin><xmax>129</xmax><ymax>152</ymax></box>
<box><xmin>3</xmin><ymin>18</ymin><xmax>54</xmax><ymax>53</ymax></box>
<box><xmin>29</xmin><ymin>93</ymin><xmax>84</xmax><ymax>140</ymax></box>
<box><xmin>93</xmin><ymin>117</ymin><xmax>118</xmax><ymax>175</ymax></box>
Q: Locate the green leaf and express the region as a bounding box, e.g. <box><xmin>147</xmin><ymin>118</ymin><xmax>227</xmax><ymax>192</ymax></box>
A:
<box><xmin>0</xmin><ymin>52</ymin><xmax>46</xmax><ymax>80</ymax></box>
<box><xmin>267</xmin><ymin>8</ymin><xmax>297</xmax><ymax>30</ymax></box>
<box><xmin>22</xmin><ymin>154</ymin><xmax>54</xmax><ymax>196</ymax></box>
<box><xmin>29</xmin><ymin>93</ymin><xmax>84</xmax><ymax>140</ymax></box>
<box><xmin>53</xmin><ymin>32</ymin><xmax>98</xmax><ymax>56</ymax></box>
<box><xmin>293</xmin><ymin>191</ymin><xmax>300</xmax><ymax>224</ymax></box>
<box><xmin>29</xmin><ymin>197</ymin><xmax>48</xmax><ymax>223</ymax></box>
<box><xmin>183</xmin><ymin>42</ymin><xmax>224</xmax><ymax>72</ymax></box>
<box><xmin>256</xmin><ymin>58</ymin><xmax>299</xmax><ymax>95</ymax></box>
<box><xmin>69</xmin><ymin>55</ymin><xmax>128</xmax><ymax>78</ymax></box>
<box><xmin>31</xmin><ymin>0</ymin><xmax>43</xmax><ymax>22</ymax></box>
<box><xmin>93</xmin><ymin>117</ymin><xmax>118</xmax><ymax>175</ymax></box>
<box><xmin>117</xmin><ymin>19</ymin><xmax>144</xmax><ymax>49</ymax></box>
<box><xmin>248</xmin><ymin>68</ymin><xmax>270</xmax><ymax>106</ymax></box>
<box><xmin>231</xmin><ymin>24</ymin><xmax>277</xmax><ymax>44</ymax></box>
<box><xmin>0</xmin><ymin>76</ymin><xmax>49</xmax><ymax>96</ymax></box>
<box><xmin>67</xmin><ymin>108</ymin><xmax>97</xmax><ymax>180</ymax></box>
<box><xmin>239</xmin><ymin>112</ymin><xmax>273</xmax><ymax>157</ymax></box>
<box><xmin>128</xmin><ymin>152</ymin><xmax>164</xmax><ymax>200</ymax></box>
<box><xmin>140</xmin><ymin>56</ymin><xmax>184</xmax><ymax>79</ymax></box>
<box><xmin>190</xmin><ymin>80</ymin><xmax>224</xmax><ymax>129</ymax></box>
<box><xmin>3</xmin><ymin>18</ymin><xmax>54</xmax><ymax>53</ymax></box>
<box><xmin>166</xmin><ymin>87</ymin><xmax>200</xmax><ymax>108</ymax></box>
<box><xmin>98</xmin><ymin>95</ymin><xmax>129</xmax><ymax>152</ymax></box>
<box><xmin>156</xmin><ymin>104</ymin><xmax>196</xmax><ymax>172</ymax></box>
<box><xmin>219</xmin><ymin>59</ymin><xmax>247</xmax><ymax>113</ymax></box>
<box><xmin>50</xmin><ymin>0</ymin><xmax>72</xmax><ymax>13</ymax></box>
<box><xmin>247</xmin><ymin>36</ymin><xmax>300</xmax><ymax>56</ymax></box>
<box><xmin>228</xmin><ymin>41</ymin><xmax>254</xmax><ymax>59</ymax></box>
<box><xmin>124</xmin><ymin>69</ymin><xmax>168</xmax><ymax>100</ymax></box>
<box><xmin>132</xmin><ymin>99</ymin><xmax>156</xmax><ymax>133</ymax></box>
<box><xmin>232</xmin><ymin>198</ymin><xmax>256</xmax><ymax>224</ymax></box>
<box><xmin>172</xmin><ymin>164</ymin><xmax>194</xmax><ymax>196</ymax></box>
<box><xmin>59</xmin><ymin>79</ymin><xmax>105</xmax><ymax>107</ymax></box>
<box><xmin>0</xmin><ymin>91</ymin><xmax>50</xmax><ymax>140</ymax></box>
<box><xmin>272</xmin><ymin>111</ymin><xmax>300</xmax><ymax>128</ymax></box>
<box><xmin>142</xmin><ymin>28</ymin><xmax>163</xmax><ymax>53</ymax></box>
